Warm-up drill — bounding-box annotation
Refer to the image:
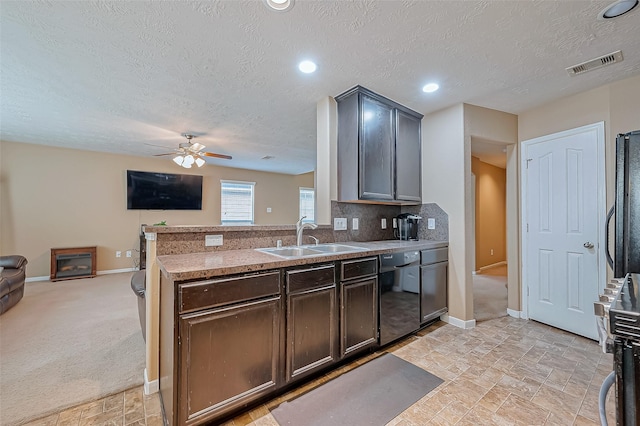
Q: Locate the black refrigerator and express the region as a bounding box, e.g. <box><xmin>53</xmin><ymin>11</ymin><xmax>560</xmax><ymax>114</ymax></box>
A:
<box><xmin>604</xmin><ymin>130</ymin><xmax>640</xmax><ymax>426</ymax></box>
<box><xmin>611</xmin><ymin>130</ymin><xmax>640</xmax><ymax>278</ymax></box>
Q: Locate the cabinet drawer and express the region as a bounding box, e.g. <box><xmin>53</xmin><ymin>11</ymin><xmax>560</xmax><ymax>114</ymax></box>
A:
<box><xmin>286</xmin><ymin>264</ymin><xmax>335</xmax><ymax>294</ymax></box>
<box><xmin>179</xmin><ymin>271</ymin><xmax>281</xmax><ymax>313</ymax></box>
<box><xmin>421</xmin><ymin>248</ymin><xmax>448</xmax><ymax>265</ymax></box>
<box><xmin>341</xmin><ymin>257</ymin><xmax>377</xmax><ymax>281</ymax></box>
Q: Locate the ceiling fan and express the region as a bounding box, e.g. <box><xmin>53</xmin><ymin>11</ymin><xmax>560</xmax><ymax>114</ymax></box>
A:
<box><xmin>153</xmin><ymin>134</ymin><xmax>232</xmax><ymax>168</ymax></box>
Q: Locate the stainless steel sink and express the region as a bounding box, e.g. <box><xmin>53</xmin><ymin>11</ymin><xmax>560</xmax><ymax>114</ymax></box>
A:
<box><xmin>256</xmin><ymin>247</ymin><xmax>323</xmax><ymax>258</ymax></box>
<box><xmin>256</xmin><ymin>243</ymin><xmax>366</xmax><ymax>258</ymax></box>
<box><xmin>306</xmin><ymin>244</ymin><xmax>366</xmax><ymax>253</ymax></box>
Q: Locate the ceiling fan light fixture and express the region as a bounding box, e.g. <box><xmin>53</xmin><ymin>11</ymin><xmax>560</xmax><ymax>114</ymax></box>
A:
<box><xmin>598</xmin><ymin>0</ymin><xmax>638</xmax><ymax>19</ymax></box>
<box><xmin>183</xmin><ymin>155</ymin><xmax>195</xmax><ymax>167</ymax></box>
<box><xmin>195</xmin><ymin>156</ymin><xmax>205</xmax><ymax>167</ymax></box>
<box><xmin>263</xmin><ymin>0</ymin><xmax>294</xmax><ymax>12</ymax></box>
<box><xmin>173</xmin><ymin>155</ymin><xmax>184</xmax><ymax>166</ymax></box>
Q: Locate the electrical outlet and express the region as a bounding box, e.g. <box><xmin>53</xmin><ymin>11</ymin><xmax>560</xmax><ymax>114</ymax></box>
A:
<box><xmin>381</xmin><ymin>218</ymin><xmax>387</xmax><ymax>229</ymax></box>
<box><xmin>427</xmin><ymin>218</ymin><xmax>436</xmax><ymax>230</ymax></box>
<box><xmin>266</xmin><ymin>207</ymin><xmax>272</xmax><ymax>213</ymax></box>
<box><xmin>334</xmin><ymin>218</ymin><xmax>347</xmax><ymax>231</ymax></box>
<box><xmin>116</xmin><ymin>251</ymin><xmax>121</xmax><ymax>258</ymax></box>
<box><xmin>352</xmin><ymin>218</ymin><xmax>359</xmax><ymax>230</ymax></box>
<box><xmin>392</xmin><ymin>218</ymin><xmax>398</xmax><ymax>229</ymax></box>
<box><xmin>490</xmin><ymin>249</ymin><xmax>494</xmax><ymax>255</ymax></box>
<box><xmin>206</xmin><ymin>235</ymin><xmax>223</xmax><ymax>246</ymax></box>
<box><xmin>126</xmin><ymin>250</ymin><xmax>132</xmax><ymax>258</ymax></box>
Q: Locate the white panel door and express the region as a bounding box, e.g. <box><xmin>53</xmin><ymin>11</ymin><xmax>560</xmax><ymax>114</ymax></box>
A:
<box><xmin>524</xmin><ymin>123</ymin><xmax>604</xmax><ymax>340</ymax></box>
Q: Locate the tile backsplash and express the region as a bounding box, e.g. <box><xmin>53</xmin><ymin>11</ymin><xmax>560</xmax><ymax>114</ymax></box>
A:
<box><xmin>331</xmin><ymin>201</ymin><xmax>448</xmax><ymax>242</ymax></box>
<box><xmin>151</xmin><ymin>202</ymin><xmax>448</xmax><ymax>256</ymax></box>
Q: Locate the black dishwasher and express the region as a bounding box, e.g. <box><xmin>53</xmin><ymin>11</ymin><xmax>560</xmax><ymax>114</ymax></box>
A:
<box><xmin>378</xmin><ymin>251</ymin><xmax>421</xmax><ymax>346</ymax></box>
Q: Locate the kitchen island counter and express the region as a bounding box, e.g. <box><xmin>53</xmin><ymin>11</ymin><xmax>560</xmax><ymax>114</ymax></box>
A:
<box><xmin>156</xmin><ymin>240</ymin><xmax>447</xmax><ymax>281</ymax></box>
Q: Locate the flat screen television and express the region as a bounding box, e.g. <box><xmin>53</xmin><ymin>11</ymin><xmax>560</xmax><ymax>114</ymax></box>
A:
<box><xmin>127</xmin><ymin>170</ymin><xmax>203</xmax><ymax>210</ymax></box>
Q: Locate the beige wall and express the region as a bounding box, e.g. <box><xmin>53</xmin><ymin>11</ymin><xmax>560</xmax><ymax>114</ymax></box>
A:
<box><xmin>0</xmin><ymin>141</ymin><xmax>313</xmax><ymax>277</ymax></box>
<box><xmin>519</xmin><ymin>74</ymin><xmax>640</xmax><ymax>206</ymax></box>
<box><xmin>471</xmin><ymin>156</ymin><xmax>506</xmax><ymax>269</ymax></box>
<box><xmin>518</xmin><ymin>74</ymin><xmax>640</xmax><ymax>290</ymax></box>
<box><xmin>422</xmin><ymin>104</ymin><xmax>471</xmax><ymax>321</ymax></box>
<box><xmin>518</xmin><ymin>76</ymin><xmax>640</xmax><ymax>310</ymax></box>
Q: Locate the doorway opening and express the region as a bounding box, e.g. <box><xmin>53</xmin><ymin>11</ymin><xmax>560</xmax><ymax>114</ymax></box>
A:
<box><xmin>471</xmin><ymin>137</ymin><xmax>509</xmax><ymax>321</ymax></box>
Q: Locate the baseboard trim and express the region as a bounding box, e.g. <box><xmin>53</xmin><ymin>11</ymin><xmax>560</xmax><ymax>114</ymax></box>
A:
<box><xmin>26</xmin><ymin>268</ymin><xmax>140</xmax><ymax>283</ymax></box>
<box><xmin>25</xmin><ymin>276</ymin><xmax>50</xmax><ymax>282</ymax></box>
<box><xmin>507</xmin><ymin>308</ymin><xmax>523</xmax><ymax>319</ymax></box>
<box><xmin>97</xmin><ymin>268</ymin><xmax>139</xmax><ymax>275</ymax></box>
<box><xmin>441</xmin><ymin>314</ymin><xmax>476</xmax><ymax>329</ymax></box>
<box><xmin>478</xmin><ymin>261</ymin><xmax>507</xmax><ymax>272</ymax></box>
<box><xmin>144</xmin><ymin>368</ymin><xmax>159</xmax><ymax>395</ymax></box>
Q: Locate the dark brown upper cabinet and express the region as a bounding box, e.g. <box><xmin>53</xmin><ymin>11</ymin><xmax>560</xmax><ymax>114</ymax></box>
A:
<box><xmin>335</xmin><ymin>86</ymin><xmax>423</xmax><ymax>204</ymax></box>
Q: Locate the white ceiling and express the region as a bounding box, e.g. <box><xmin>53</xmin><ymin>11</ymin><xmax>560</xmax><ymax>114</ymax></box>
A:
<box><xmin>2</xmin><ymin>0</ymin><xmax>639</xmax><ymax>175</ymax></box>
<box><xmin>471</xmin><ymin>138</ymin><xmax>508</xmax><ymax>169</ymax></box>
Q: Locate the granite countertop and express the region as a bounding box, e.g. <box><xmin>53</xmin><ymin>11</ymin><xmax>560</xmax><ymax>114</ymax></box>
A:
<box><xmin>157</xmin><ymin>240</ymin><xmax>448</xmax><ymax>282</ymax></box>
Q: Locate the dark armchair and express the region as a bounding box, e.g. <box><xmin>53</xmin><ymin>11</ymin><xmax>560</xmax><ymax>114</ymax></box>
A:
<box><xmin>0</xmin><ymin>255</ymin><xmax>28</xmax><ymax>315</ymax></box>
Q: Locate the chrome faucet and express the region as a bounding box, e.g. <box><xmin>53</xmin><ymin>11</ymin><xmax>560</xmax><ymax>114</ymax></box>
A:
<box><xmin>296</xmin><ymin>216</ymin><xmax>318</xmax><ymax>246</ymax></box>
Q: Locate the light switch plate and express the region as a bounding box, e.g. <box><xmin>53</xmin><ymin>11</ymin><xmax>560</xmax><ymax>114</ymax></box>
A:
<box><xmin>352</xmin><ymin>218</ymin><xmax>359</xmax><ymax>230</ymax></box>
<box><xmin>206</xmin><ymin>235</ymin><xmax>223</xmax><ymax>246</ymax></box>
<box><xmin>427</xmin><ymin>218</ymin><xmax>436</xmax><ymax>230</ymax></box>
<box><xmin>381</xmin><ymin>218</ymin><xmax>387</xmax><ymax>229</ymax></box>
<box><xmin>334</xmin><ymin>218</ymin><xmax>347</xmax><ymax>231</ymax></box>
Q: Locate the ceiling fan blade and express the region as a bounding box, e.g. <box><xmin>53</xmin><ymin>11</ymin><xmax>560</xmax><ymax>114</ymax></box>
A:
<box><xmin>190</xmin><ymin>142</ymin><xmax>206</xmax><ymax>152</ymax></box>
<box><xmin>153</xmin><ymin>153</ymin><xmax>175</xmax><ymax>156</ymax></box>
<box><xmin>202</xmin><ymin>152</ymin><xmax>232</xmax><ymax>160</ymax></box>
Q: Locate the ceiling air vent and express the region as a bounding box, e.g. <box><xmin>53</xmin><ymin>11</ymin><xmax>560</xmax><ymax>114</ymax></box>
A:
<box><xmin>566</xmin><ymin>50</ymin><xmax>623</xmax><ymax>76</ymax></box>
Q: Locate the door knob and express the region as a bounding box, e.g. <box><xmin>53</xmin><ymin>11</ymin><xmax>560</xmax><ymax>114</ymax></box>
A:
<box><xmin>584</xmin><ymin>242</ymin><xmax>594</xmax><ymax>249</ymax></box>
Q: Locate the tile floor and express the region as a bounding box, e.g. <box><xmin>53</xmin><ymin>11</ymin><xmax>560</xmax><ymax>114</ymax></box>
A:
<box><xmin>23</xmin><ymin>316</ymin><xmax>616</xmax><ymax>426</ymax></box>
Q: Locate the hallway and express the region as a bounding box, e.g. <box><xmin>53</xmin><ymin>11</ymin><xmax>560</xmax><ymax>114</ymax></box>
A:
<box><xmin>473</xmin><ymin>265</ymin><xmax>508</xmax><ymax>322</ymax></box>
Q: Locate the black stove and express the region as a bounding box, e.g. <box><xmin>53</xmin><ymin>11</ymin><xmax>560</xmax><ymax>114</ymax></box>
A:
<box><xmin>595</xmin><ymin>274</ymin><xmax>640</xmax><ymax>425</ymax></box>
<box><xmin>609</xmin><ymin>274</ymin><xmax>640</xmax><ymax>341</ymax></box>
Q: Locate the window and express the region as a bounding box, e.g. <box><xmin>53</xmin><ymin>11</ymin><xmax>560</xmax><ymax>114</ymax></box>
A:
<box><xmin>221</xmin><ymin>180</ymin><xmax>255</xmax><ymax>225</ymax></box>
<box><xmin>299</xmin><ymin>187</ymin><xmax>315</xmax><ymax>223</ymax></box>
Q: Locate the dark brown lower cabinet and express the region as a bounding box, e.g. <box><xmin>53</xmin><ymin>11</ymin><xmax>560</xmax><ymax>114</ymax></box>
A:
<box><xmin>341</xmin><ymin>276</ymin><xmax>378</xmax><ymax>357</ymax></box>
<box><xmin>285</xmin><ymin>264</ymin><xmax>338</xmax><ymax>382</ymax></box>
<box><xmin>178</xmin><ymin>297</ymin><xmax>281</xmax><ymax>424</ymax></box>
<box><xmin>160</xmin><ymin>270</ymin><xmax>283</xmax><ymax>426</ymax></box>
<box><xmin>159</xmin><ymin>257</ymin><xmax>384</xmax><ymax>426</ymax></box>
<box><xmin>340</xmin><ymin>257</ymin><xmax>378</xmax><ymax>358</ymax></box>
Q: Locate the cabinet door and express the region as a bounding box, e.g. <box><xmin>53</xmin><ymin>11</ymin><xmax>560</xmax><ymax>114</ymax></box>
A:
<box><xmin>359</xmin><ymin>93</ymin><xmax>395</xmax><ymax>200</ymax></box>
<box><xmin>178</xmin><ymin>297</ymin><xmax>281</xmax><ymax>425</ymax></box>
<box><xmin>395</xmin><ymin>109</ymin><xmax>422</xmax><ymax>202</ymax></box>
<box><xmin>341</xmin><ymin>277</ymin><xmax>378</xmax><ymax>357</ymax></box>
<box><xmin>287</xmin><ymin>285</ymin><xmax>338</xmax><ymax>381</ymax></box>
<box><xmin>420</xmin><ymin>262</ymin><xmax>448</xmax><ymax>323</ymax></box>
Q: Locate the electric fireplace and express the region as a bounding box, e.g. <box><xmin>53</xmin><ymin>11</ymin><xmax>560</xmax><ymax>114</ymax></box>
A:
<box><xmin>50</xmin><ymin>246</ymin><xmax>97</xmax><ymax>281</ymax></box>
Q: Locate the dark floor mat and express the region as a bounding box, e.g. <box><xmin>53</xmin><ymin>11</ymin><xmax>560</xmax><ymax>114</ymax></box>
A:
<box><xmin>271</xmin><ymin>353</ymin><xmax>443</xmax><ymax>426</ymax></box>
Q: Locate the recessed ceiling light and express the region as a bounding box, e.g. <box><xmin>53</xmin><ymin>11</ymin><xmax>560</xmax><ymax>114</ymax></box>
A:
<box><xmin>598</xmin><ymin>0</ymin><xmax>638</xmax><ymax>19</ymax></box>
<box><xmin>263</xmin><ymin>0</ymin><xmax>294</xmax><ymax>12</ymax></box>
<box><xmin>422</xmin><ymin>83</ymin><xmax>439</xmax><ymax>93</ymax></box>
<box><xmin>298</xmin><ymin>60</ymin><xmax>317</xmax><ymax>74</ymax></box>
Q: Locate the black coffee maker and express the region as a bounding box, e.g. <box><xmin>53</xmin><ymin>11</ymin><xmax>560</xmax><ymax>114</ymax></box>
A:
<box><xmin>394</xmin><ymin>213</ymin><xmax>422</xmax><ymax>241</ymax></box>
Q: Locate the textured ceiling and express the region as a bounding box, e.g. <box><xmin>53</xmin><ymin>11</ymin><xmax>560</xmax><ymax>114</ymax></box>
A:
<box><xmin>2</xmin><ymin>0</ymin><xmax>639</xmax><ymax>175</ymax></box>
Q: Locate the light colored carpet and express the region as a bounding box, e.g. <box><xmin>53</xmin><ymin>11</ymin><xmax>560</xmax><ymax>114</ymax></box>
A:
<box><xmin>473</xmin><ymin>265</ymin><xmax>508</xmax><ymax>322</ymax></box>
<box><xmin>0</xmin><ymin>272</ymin><xmax>145</xmax><ymax>425</ymax></box>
